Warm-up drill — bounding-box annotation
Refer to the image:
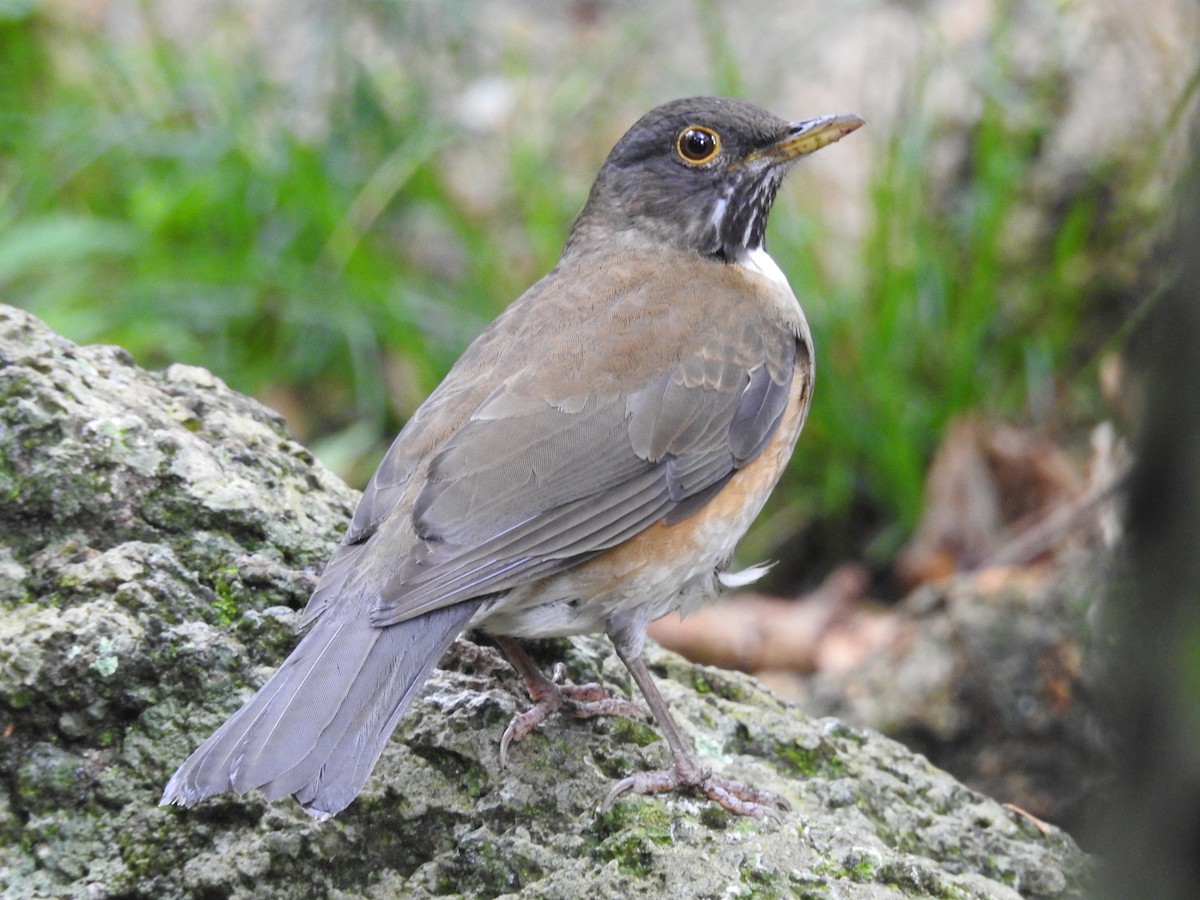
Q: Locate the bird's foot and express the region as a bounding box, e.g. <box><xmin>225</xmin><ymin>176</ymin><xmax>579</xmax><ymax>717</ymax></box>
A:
<box><xmin>500</xmin><ymin>661</ymin><xmax>643</xmax><ymax>765</ymax></box>
<box><xmin>602</xmin><ymin>756</ymin><xmax>790</xmax><ymax>820</ymax></box>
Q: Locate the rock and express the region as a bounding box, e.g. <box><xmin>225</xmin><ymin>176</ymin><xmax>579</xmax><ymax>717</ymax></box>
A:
<box><xmin>791</xmin><ymin>558</ymin><xmax>1112</xmax><ymax>831</ymax></box>
<box><xmin>0</xmin><ymin>304</ymin><xmax>1091</xmax><ymax>898</ymax></box>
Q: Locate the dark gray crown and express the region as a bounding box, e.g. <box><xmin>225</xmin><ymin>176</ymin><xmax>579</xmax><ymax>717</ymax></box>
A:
<box><xmin>566</xmin><ymin>97</ymin><xmax>798</xmax><ymax>261</ymax></box>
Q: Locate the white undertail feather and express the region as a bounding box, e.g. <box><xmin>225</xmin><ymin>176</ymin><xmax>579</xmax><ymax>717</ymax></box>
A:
<box><xmin>717</xmin><ymin>560</ymin><xmax>775</xmax><ymax>588</ymax></box>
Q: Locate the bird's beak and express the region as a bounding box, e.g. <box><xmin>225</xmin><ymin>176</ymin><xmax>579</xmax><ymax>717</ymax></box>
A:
<box><xmin>746</xmin><ymin>113</ymin><xmax>866</xmax><ymax>165</ymax></box>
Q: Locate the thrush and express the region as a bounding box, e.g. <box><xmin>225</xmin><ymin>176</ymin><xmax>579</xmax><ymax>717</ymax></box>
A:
<box><xmin>162</xmin><ymin>96</ymin><xmax>864</xmax><ymax>819</ymax></box>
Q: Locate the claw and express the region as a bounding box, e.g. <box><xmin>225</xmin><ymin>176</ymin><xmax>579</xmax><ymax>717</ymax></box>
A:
<box><xmin>495</xmin><ymin>637</ymin><xmax>644</xmax><ymax>766</ymax></box>
<box><xmin>501</xmin><ymin>683</ymin><xmax>643</xmax><ymax>763</ymax></box>
<box><xmin>494</xmin><ymin>636</ymin><xmax>786</xmax><ymax>821</ymax></box>
<box><xmin>601</xmin><ymin>761</ymin><xmax>789</xmax><ymax>820</ymax></box>
<box><xmin>500</xmin><ymin>702</ymin><xmax>553</xmax><ymax>767</ymax></box>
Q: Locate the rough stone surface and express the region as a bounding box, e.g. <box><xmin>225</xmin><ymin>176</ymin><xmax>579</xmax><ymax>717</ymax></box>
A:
<box><xmin>792</xmin><ymin>559</ymin><xmax>1112</xmax><ymax>830</ymax></box>
<box><xmin>0</xmin><ymin>304</ymin><xmax>1092</xmax><ymax>898</ymax></box>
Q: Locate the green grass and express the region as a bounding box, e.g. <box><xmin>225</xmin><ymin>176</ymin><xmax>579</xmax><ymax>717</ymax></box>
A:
<box><xmin>766</xmin><ymin>78</ymin><xmax>1076</xmax><ymax>562</ymax></box>
<box><xmin>0</xmin><ymin>6</ymin><xmax>578</xmax><ymax>480</ymax></box>
<box><xmin>0</xmin><ymin>5</ymin><xmax>1190</xmax><ymax>578</ymax></box>
<box><xmin>752</xmin><ymin>20</ymin><xmax>1197</xmax><ymax>571</ymax></box>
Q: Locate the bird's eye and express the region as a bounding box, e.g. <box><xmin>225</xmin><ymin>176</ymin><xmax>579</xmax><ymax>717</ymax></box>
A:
<box><xmin>676</xmin><ymin>126</ymin><xmax>720</xmax><ymax>165</ymax></box>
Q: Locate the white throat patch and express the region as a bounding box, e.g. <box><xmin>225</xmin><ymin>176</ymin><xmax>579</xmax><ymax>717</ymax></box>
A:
<box><xmin>738</xmin><ymin>246</ymin><xmax>790</xmax><ymax>290</ymax></box>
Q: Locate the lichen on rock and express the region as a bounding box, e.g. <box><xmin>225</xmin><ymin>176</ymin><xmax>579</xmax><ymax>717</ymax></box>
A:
<box><xmin>0</xmin><ymin>305</ymin><xmax>1091</xmax><ymax>898</ymax></box>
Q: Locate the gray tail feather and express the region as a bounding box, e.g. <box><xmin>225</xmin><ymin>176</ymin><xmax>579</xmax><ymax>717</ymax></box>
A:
<box><xmin>160</xmin><ymin>598</ymin><xmax>482</xmax><ymax>818</ymax></box>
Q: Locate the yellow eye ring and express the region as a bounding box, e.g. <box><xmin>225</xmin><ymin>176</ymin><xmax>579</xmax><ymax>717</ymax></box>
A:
<box><xmin>675</xmin><ymin>126</ymin><xmax>721</xmax><ymax>165</ymax></box>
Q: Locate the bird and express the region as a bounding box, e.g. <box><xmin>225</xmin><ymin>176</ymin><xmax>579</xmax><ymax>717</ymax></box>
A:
<box><xmin>161</xmin><ymin>96</ymin><xmax>864</xmax><ymax>820</ymax></box>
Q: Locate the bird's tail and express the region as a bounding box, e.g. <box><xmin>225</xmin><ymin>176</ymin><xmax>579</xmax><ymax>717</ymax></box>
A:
<box><xmin>161</xmin><ymin>597</ymin><xmax>481</xmax><ymax>819</ymax></box>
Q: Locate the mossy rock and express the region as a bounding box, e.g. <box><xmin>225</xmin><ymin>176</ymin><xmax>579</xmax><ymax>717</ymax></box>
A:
<box><xmin>0</xmin><ymin>305</ymin><xmax>1092</xmax><ymax>898</ymax></box>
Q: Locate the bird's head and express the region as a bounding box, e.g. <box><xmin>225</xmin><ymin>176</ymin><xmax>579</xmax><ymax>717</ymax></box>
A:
<box><xmin>566</xmin><ymin>96</ymin><xmax>864</xmax><ymax>261</ymax></box>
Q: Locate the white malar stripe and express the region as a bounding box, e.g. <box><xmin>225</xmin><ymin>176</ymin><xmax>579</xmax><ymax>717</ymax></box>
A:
<box><xmin>709</xmin><ymin>195</ymin><xmax>729</xmax><ymax>232</ymax></box>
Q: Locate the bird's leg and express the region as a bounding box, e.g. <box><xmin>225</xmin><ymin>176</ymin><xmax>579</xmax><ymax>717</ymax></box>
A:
<box><xmin>494</xmin><ymin>635</ymin><xmax>643</xmax><ymax>766</ymax></box>
<box><xmin>603</xmin><ymin>614</ymin><xmax>790</xmax><ymax>819</ymax></box>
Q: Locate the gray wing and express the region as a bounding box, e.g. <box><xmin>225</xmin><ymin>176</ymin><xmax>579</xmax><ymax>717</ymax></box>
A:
<box><xmin>366</xmin><ymin>329</ymin><xmax>801</xmax><ymax>627</ymax></box>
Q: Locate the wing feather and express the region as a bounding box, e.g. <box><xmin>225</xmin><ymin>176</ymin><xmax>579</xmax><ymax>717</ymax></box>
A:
<box><xmin>368</xmin><ymin>326</ymin><xmax>802</xmax><ymax>626</ymax></box>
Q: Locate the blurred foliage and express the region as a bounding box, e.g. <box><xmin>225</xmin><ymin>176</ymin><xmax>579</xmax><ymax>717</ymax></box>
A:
<box><xmin>0</xmin><ymin>3</ymin><xmax>1192</xmax><ymax>582</ymax></box>
<box><xmin>0</xmin><ymin>3</ymin><xmax>583</xmax><ymax>481</ymax></box>
<box><xmin>729</xmin><ymin>13</ymin><xmax>1193</xmax><ymax>575</ymax></box>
